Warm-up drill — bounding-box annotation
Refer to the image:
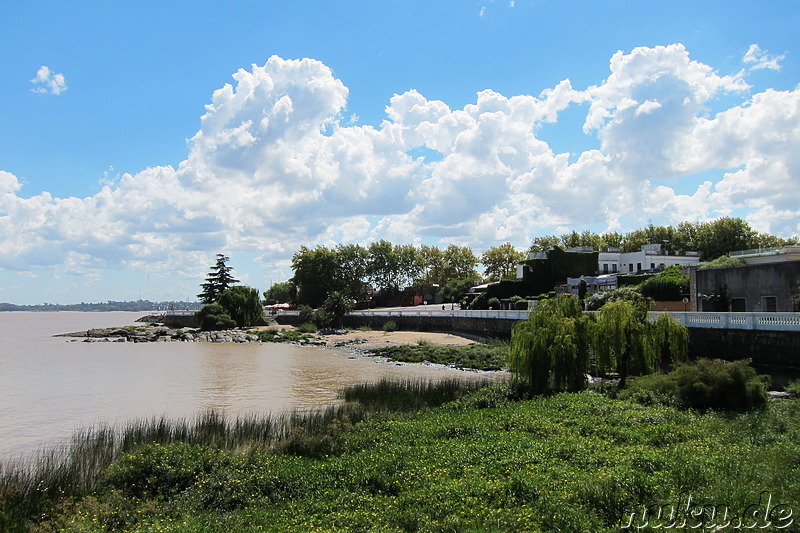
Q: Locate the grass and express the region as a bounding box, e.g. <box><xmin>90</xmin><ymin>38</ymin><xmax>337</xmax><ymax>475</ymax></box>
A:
<box><xmin>4</xmin><ymin>381</ymin><xmax>800</xmax><ymax>532</ymax></box>
<box><xmin>370</xmin><ymin>342</ymin><xmax>508</xmax><ymax>371</ymax></box>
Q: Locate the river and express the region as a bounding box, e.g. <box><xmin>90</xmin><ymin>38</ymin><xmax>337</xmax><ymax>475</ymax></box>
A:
<box><xmin>0</xmin><ymin>311</ymin><xmax>487</xmax><ymax>459</ymax></box>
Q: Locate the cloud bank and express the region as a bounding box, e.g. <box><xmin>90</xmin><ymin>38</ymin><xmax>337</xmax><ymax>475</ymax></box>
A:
<box><xmin>3</xmin><ymin>45</ymin><xmax>799</xmax><ymax>283</ymax></box>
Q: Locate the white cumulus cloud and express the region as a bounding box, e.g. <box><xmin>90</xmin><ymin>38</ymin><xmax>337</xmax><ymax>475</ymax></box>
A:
<box><xmin>2</xmin><ymin>46</ymin><xmax>799</xmax><ymax>290</ymax></box>
<box><xmin>31</xmin><ymin>66</ymin><xmax>68</xmax><ymax>95</ymax></box>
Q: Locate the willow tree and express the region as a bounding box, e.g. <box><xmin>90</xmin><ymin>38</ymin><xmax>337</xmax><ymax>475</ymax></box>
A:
<box><xmin>594</xmin><ymin>300</ymin><xmax>688</xmax><ymax>388</ymax></box>
<box><xmin>509</xmin><ymin>295</ymin><xmax>594</xmax><ymax>394</ymax></box>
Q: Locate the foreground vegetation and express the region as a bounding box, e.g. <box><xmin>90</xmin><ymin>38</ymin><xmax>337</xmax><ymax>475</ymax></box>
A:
<box><xmin>2</xmin><ymin>378</ymin><xmax>798</xmax><ymax>532</ymax></box>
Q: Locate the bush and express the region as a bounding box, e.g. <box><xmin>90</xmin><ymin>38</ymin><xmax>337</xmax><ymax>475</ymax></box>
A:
<box><xmin>514</xmin><ymin>299</ymin><xmax>529</xmax><ymax>310</ymax></box>
<box><xmin>382</xmin><ymin>320</ymin><xmax>398</xmax><ymax>332</ymax></box>
<box><xmin>297</xmin><ymin>322</ymin><xmax>318</xmax><ymax>333</ymax></box>
<box><xmin>196</xmin><ymin>303</ymin><xmax>236</xmax><ymax>331</ymax></box>
<box><xmin>312</xmin><ymin>308</ymin><xmax>333</xmax><ymax>329</ymax></box>
<box><xmin>298</xmin><ymin>305</ymin><xmax>314</xmax><ymax>324</ymax></box>
<box><xmin>487</xmin><ymin>297</ymin><xmax>501</xmax><ymax>310</ymax></box>
<box><xmin>620</xmin><ymin>359</ymin><xmax>770</xmax><ymax>412</ymax></box>
<box><xmin>785</xmin><ymin>378</ymin><xmax>800</xmax><ymax>398</ymax></box>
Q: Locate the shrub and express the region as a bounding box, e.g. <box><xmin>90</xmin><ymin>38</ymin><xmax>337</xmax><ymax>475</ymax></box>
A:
<box><xmin>487</xmin><ymin>297</ymin><xmax>501</xmax><ymax>310</ymax></box>
<box><xmin>196</xmin><ymin>303</ymin><xmax>236</xmax><ymax>331</ymax></box>
<box><xmin>785</xmin><ymin>378</ymin><xmax>800</xmax><ymax>398</ymax></box>
<box><xmin>312</xmin><ymin>308</ymin><xmax>333</xmax><ymax>329</ymax></box>
<box><xmin>297</xmin><ymin>322</ymin><xmax>318</xmax><ymax>334</ymax></box>
<box><xmin>620</xmin><ymin>359</ymin><xmax>770</xmax><ymax>412</ymax></box>
<box><xmin>382</xmin><ymin>320</ymin><xmax>398</xmax><ymax>332</ymax></box>
<box><xmin>514</xmin><ymin>299</ymin><xmax>529</xmax><ymax>310</ymax></box>
<box><xmin>298</xmin><ymin>305</ymin><xmax>314</xmax><ymax>324</ymax></box>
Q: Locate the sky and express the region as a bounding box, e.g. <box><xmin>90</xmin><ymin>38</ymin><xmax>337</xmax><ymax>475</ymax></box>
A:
<box><xmin>1</xmin><ymin>1</ymin><xmax>799</xmax><ymax>305</ymax></box>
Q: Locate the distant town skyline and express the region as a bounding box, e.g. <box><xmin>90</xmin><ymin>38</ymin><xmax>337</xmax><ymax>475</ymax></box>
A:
<box><xmin>1</xmin><ymin>1</ymin><xmax>799</xmax><ymax>304</ymax></box>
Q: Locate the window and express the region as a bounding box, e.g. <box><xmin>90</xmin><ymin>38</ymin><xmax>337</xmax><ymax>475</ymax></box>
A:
<box><xmin>637</xmin><ymin>263</ymin><xmax>642</xmax><ymax>272</ymax></box>
<box><xmin>731</xmin><ymin>298</ymin><xmax>746</xmax><ymax>312</ymax></box>
<box><xmin>650</xmin><ymin>263</ymin><xmax>655</xmax><ymax>270</ymax></box>
<box><xmin>762</xmin><ymin>296</ymin><xmax>777</xmax><ymax>313</ymax></box>
<box><xmin>612</xmin><ymin>264</ymin><xmax>617</xmax><ymax>273</ymax></box>
<box><xmin>629</xmin><ymin>264</ymin><xmax>634</xmax><ymax>272</ymax></box>
<box><xmin>603</xmin><ymin>263</ymin><xmax>608</xmax><ymax>273</ymax></box>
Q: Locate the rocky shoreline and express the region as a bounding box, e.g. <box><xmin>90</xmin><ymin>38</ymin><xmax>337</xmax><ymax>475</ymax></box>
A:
<box><xmin>56</xmin><ymin>325</ymin><xmax>260</xmax><ymax>343</ymax></box>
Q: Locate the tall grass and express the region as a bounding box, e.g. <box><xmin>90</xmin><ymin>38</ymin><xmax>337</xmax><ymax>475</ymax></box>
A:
<box><xmin>0</xmin><ymin>377</ymin><xmax>486</xmax><ymax>531</ymax></box>
<box><xmin>340</xmin><ymin>377</ymin><xmax>495</xmax><ymax>412</ymax></box>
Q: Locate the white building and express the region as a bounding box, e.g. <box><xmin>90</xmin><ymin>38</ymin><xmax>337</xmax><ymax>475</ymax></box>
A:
<box><xmin>595</xmin><ymin>244</ymin><xmax>700</xmax><ymax>275</ymax></box>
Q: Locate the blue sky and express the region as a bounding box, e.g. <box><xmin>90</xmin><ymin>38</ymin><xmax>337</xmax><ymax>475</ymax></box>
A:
<box><xmin>1</xmin><ymin>1</ymin><xmax>799</xmax><ymax>304</ymax></box>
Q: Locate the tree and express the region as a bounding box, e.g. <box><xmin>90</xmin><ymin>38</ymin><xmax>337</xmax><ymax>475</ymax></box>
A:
<box><xmin>322</xmin><ymin>291</ymin><xmax>353</xmax><ymax>329</ymax></box>
<box><xmin>263</xmin><ymin>281</ymin><xmax>294</xmax><ymax>305</ymax></box>
<box><xmin>291</xmin><ymin>246</ymin><xmax>338</xmax><ymax>307</ymax></box>
<box><xmin>480</xmin><ymin>243</ymin><xmax>525</xmax><ymax>281</ymax></box>
<box><xmin>594</xmin><ymin>300</ymin><xmax>687</xmax><ymax>388</ymax></box>
<box><xmin>509</xmin><ymin>295</ymin><xmax>594</xmax><ymax>394</ymax></box>
<box><xmin>442</xmin><ymin>245</ymin><xmax>479</xmax><ymax>283</ymax></box>
<box><xmin>198</xmin><ymin>254</ymin><xmax>239</xmax><ymax>304</ymax></box>
<box><xmin>217</xmin><ymin>286</ymin><xmax>263</xmax><ymax>328</ymax></box>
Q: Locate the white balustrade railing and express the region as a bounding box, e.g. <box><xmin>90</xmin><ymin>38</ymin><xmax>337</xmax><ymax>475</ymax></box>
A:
<box><xmin>165</xmin><ymin>307</ymin><xmax>800</xmax><ymax>331</ymax></box>
<box><xmin>648</xmin><ymin>312</ymin><xmax>800</xmax><ymax>331</ymax></box>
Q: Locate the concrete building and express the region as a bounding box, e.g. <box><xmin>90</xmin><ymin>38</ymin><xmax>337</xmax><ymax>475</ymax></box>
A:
<box><xmin>691</xmin><ymin>247</ymin><xmax>800</xmax><ymax>312</ymax></box>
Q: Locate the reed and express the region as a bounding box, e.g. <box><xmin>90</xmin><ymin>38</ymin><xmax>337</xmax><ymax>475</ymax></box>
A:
<box><xmin>340</xmin><ymin>376</ymin><xmax>494</xmax><ymax>412</ymax></box>
<box><xmin>1</xmin><ymin>377</ymin><xmax>483</xmax><ymax>530</ymax></box>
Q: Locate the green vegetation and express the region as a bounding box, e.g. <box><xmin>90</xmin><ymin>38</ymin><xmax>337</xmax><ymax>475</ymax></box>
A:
<box><xmin>370</xmin><ymin>343</ymin><xmax>507</xmax><ymax>371</ymax></box>
<box><xmin>197</xmin><ymin>254</ymin><xmax>239</xmax><ymax>304</ymax></box>
<box><xmin>382</xmin><ymin>320</ymin><xmax>398</xmax><ymax>332</ymax></box>
<box><xmin>249</xmin><ymin>327</ymin><xmax>319</xmax><ymax>344</ymax></box>
<box><xmin>510</xmin><ymin>295</ymin><xmax>687</xmax><ymax>392</ymax></box>
<box><xmin>530</xmin><ymin>217</ymin><xmax>798</xmax><ymax>260</ymax></box>
<box><xmin>638</xmin><ymin>265</ymin><xmax>690</xmax><ymax>301</ymax></box>
<box><xmin>196</xmin><ymin>303</ymin><xmax>236</xmax><ymax>331</ymax></box>
<box><xmin>321</xmin><ymin>291</ymin><xmax>353</xmax><ymax>329</ymax></box>
<box><xmin>194</xmin><ymin>256</ymin><xmax>262</xmax><ymax>330</ymax></box>
<box><xmin>480</xmin><ymin>242</ymin><xmax>525</xmax><ymax>280</ymax></box>
<box><xmin>620</xmin><ymin>359</ymin><xmax>770</xmax><ymax>411</ymax></box>
<box><xmin>698</xmin><ymin>254</ymin><xmax>746</xmax><ymax>269</ymax></box>
<box><xmin>4</xmin><ymin>387</ymin><xmax>799</xmax><ymax>533</ymax></box>
<box><xmin>217</xmin><ymin>286</ymin><xmax>263</xmax><ymax>328</ymax></box>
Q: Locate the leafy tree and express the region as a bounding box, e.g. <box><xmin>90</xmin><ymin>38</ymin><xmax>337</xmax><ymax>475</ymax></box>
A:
<box><xmin>509</xmin><ymin>295</ymin><xmax>594</xmax><ymax>394</ymax></box>
<box><xmin>639</xmin><ymin>265</ymin><xmax>689</xmax><ymax>301</ymax></box>
<box><xmin>197</xmin><ymin>254</ymin><xmax>239</xmax><ymax>304</ymax></box>
<box><xmin>442</xmin><ymin>245</ymin><xmax>479</xmax><ymax>283</ymax></box>
<box><xmin>291</xmin><ymin>246</ymin><xmax>338</xmax><ymax>307</ymax></box>
<box><xmin>529</xmin><ymin>235</ymin><xmax>561</xmax><ymax>253</ymax></box>
<box><xmin>217</xmin><ymin>286</ymin><xmax>264</xmax><ymax>328</ymax></box>
<box><xmin>594</xmin><ymin>300</ymin><xmax>687</xmax><ymax>388</ymax></box>
<box><xmin>196</xmin><ymin>303</ymin><xmax>236</xmax><ymax>331</ymax></box>
<box><xmin>335</xmin><ymin>244</ymin><xmax>369</xmax><ymax>302</ymax></box>
<box><xmin>480</xmin><ymin>243</ymin><xmax>525</xmax><ymax>280</ymax></box>
<box><xmin>263</xmin><ymin>281</ymin><xmax>294</xmax><ymax>305</ymax></box>
<box><xmin>442</xmin><ymin>277</ymin><xmax>477</xmax><ymax>303</ymax></box>
<box><xmin>322</xmin><ymin>291</ymin><xmax>353</xmax><ymax>329</ymax></box>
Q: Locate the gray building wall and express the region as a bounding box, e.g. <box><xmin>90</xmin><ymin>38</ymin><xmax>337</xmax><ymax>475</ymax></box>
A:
<box><xmin>692</xmin><ymin>262</ymin><xmax>800</xmax><ymax>312</ymax></box>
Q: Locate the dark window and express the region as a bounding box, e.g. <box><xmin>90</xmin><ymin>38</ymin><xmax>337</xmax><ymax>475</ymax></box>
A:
<box><xmin>603</xmin><ymin>263</ymin><xmax>608</xmax><ymax>273</ymax></box>
<box><xmin>762</xmin><ymin>296</ymin><xmax>777</xmax><ymax>312</ymax></box>
<box><xmin>731</xmin><ymin>298</ymin><xmax>746</xmax><ymax>312</ymax></box>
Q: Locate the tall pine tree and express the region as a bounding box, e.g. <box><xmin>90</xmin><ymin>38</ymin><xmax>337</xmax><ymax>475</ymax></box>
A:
<box><xmin>198</xmin><ymin>254</ymin><xmax>239</xmax><ymax>304</ymax></box>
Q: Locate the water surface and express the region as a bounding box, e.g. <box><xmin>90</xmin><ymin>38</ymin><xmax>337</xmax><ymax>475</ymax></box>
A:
<box><xmin>0</xmin><ymin>312</ymin><xmax>488</xmax><ymax>458</ymax></box>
